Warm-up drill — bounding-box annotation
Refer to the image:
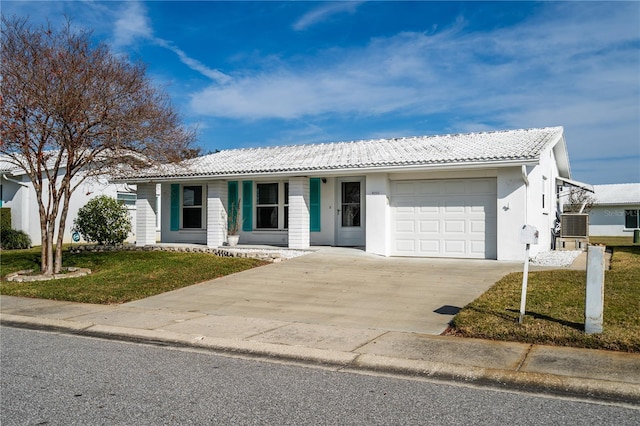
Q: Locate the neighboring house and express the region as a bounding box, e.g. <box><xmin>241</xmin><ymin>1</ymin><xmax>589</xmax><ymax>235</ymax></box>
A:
<box><xmin>0</xmin><ymin>156</ymin><xmax>146</xmax><ymax>244</ymax></box>
<box><xmin>589</xmin><ymin>183</ymin><xmax>640</xmax><ymax>236</ymax></box>
<box><xmin>116</xmin><ymin>126</ymin><xmax>584</xmax><ymax>261</ymax></box>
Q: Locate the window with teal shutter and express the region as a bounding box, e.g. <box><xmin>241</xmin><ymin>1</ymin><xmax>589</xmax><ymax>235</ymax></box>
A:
<box><xmin>242</xmin><ymin>181</ymin><xmax>253</xmax><ymax>231</ymax></box>
<box><xmin>170</xmin><ymin>184</ymin><xmax>180</xmax><ymax>231</ymax></box>
<box><xmin>310</xmin><ymin>178</ymin><xmax>321</xmax><ymax>232</ymax></box>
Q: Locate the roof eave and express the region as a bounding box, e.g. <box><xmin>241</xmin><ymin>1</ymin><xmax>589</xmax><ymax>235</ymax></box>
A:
<box><xmin>111</xmin><ymin>158</ymin><xmax>540</xmax><ymax>184</ymax></box>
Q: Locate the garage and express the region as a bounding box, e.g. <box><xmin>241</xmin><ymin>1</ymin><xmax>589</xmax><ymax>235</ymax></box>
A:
<box><xmin>391</xmin><ymin>178</ymin><xmax>497</xmax><ymax>259</ymax></box>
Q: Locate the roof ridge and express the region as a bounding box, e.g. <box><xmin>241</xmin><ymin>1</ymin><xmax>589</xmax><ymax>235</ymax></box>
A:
<box><xmin>202</xmin><ymin>126</ymin><xmax>564</xmax><ymax>158</ymax></box>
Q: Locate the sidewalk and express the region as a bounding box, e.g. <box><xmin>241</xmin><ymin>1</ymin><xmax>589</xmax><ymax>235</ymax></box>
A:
<box><xmin>1</xmin><ymin>294</ymin><xmax>638</xmax><ymax>405</ymax></box>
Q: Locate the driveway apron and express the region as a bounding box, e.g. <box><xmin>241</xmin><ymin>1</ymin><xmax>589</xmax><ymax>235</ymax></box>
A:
<box><xmin>125</xmin><ymin>248</ymin><xmax>523</xmax><ymax>335</ymax></box>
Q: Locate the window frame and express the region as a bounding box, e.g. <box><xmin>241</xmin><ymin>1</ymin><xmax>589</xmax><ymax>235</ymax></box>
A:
<box><xmin>255</xmin><ymin>182</ymin><xmax>289</xmax><ymax>230</ymax></box>
<box><xmin>625</xmin><ymin>209</ymin><xmax>640</xmax><ymax>230</ymax></box>
<box><xmin>182</xmin><ymin>185</ymin><xmax>204</xmax><ymax>229</ymax></box>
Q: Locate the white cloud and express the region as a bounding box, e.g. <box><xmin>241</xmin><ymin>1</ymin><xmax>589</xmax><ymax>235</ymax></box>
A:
<box><xmin>109</xmin><ymin>1</ymin><xmax>230</xmax><ymax>84</ymax></box>
<box><xmin>112</xmin><ymin>1</ymin><xmax>153</xmax><ymax>49</ymax></box>
<box><xmin>293</xmin><ymin>1</ymin><xmax>365</xmax><ymax>31</ymax></box>
<box><xmin>191</xmin><ymin>2</ymin><xmax>639</xmax><ymax>152</ymax></box>
<box><xmin>153</xmin><ymin>39</ymin><xmax>231</xmax><ymax>85</ymax></box>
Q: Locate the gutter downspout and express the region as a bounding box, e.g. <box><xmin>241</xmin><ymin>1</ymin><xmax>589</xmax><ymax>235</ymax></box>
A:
<box><xmin>2</xmin><ymin>174</ymin><xmax>29</xmax><ymax>187</ymax></box>
<box><xmin>521</xmin><ymin>165</ymin><xmax>529</xmax><ymax>224</ymax></box>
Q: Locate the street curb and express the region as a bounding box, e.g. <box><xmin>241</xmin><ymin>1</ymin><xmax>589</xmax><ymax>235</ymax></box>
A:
<box><xmin>2</xmin><ymin>314</ymin><xmax>639</xmax><ymax>406</ymax></box>
<box><xmin>350</xmin><ymin>353</ymin><xmax>640</xmax><ymax>405</ymax></box>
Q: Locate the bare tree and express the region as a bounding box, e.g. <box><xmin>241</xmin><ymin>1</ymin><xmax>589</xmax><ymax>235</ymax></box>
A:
<box><xmin>563</xmin><ymin>187</ymin><xmax>596</xmax><ymax>213</ymax></box>
<box><xmin>0</xmin><ymin>16</ymin><xmax>196</xmax><ymax>274</ymax></box>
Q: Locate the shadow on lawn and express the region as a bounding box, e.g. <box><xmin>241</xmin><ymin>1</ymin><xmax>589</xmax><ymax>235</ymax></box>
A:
<box><xmin>507</xmin><ymin>308</ymin><xmax>584</xmax><ymax>331</ymax></box>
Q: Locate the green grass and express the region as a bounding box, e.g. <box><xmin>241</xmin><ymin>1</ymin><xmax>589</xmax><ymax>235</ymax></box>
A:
<box><xmin>590</xmin><ymin>236</ymin><xmax>636</xmax><ymax>246</ymax></box>
<box><xmin>0</xmin><ymin>247</ymin><xmax>268</xmax><ymax>304</ymax></box>
<box><xmin>449</xmin><ymin>246</ymin><xmax>640</xmax><ymax>352</ymax></box>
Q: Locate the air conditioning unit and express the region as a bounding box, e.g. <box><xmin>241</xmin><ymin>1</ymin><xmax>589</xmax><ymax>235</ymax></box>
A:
<box><xmin>557</xmin><ymin>214</ymin><xmax>589</xmax><ymax>251</ymax></box>
<box><xmin>560</xmin><ymin>214</ymin><xmax>589</xmax><ymax>238</ymax></box>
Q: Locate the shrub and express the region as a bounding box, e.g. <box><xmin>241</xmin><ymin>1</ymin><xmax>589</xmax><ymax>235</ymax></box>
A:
<box><xmin>0</xmin><ymin>208</ymin><xmax>11</xmax><ymax>231</ymax></box>
<box><xmin>0</xmin><ymin>228</ymin><xmax>32</xmax><ymax>250</ymax></box>
<box><xmin>73</xmin><ymin>195</ymin><xmax>132</xmax><ymax>245</ymax></box>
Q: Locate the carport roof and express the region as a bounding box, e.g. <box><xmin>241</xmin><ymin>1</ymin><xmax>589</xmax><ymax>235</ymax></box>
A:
<box><xmin>115</xmin><ymin>126</ymin><xmax>567</xmax><ymax>181</ymax></box>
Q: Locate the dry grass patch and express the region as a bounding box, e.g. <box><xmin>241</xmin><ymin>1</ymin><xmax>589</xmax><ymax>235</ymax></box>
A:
<box><xmin>449</xmin><ymin>246</ymin><xmax>640</xmax><ymax>352</ymax></box>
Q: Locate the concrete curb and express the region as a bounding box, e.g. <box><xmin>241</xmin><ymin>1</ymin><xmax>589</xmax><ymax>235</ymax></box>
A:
<box><xmin>2</xmin><ymin>313</ymin><xmax>638</xmax><ymax>405</ymax></box>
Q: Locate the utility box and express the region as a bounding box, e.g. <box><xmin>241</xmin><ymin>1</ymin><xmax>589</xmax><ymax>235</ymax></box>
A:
<box><xmin>519</xmin><ymin>225</ymin><xmax>539</xmax><ymax>245</ymax></box>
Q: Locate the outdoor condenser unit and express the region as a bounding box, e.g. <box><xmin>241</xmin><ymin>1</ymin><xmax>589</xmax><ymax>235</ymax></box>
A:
<box><xmin>560</xmin><ymin>214</ymin><xmax>589</xmax><ymax>238</ymax></box>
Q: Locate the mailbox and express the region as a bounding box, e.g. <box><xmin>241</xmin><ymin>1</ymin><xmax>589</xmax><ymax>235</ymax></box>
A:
<box><xmin>519</xmin><ymin>225</ymin><xmax>539</xmax><ymax>245</ymax></box>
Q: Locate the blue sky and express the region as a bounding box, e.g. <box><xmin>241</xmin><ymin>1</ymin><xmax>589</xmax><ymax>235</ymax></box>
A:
<box><xmin>4</xmin><ymin>1</ymin><xmax>639</xmax><ymax>184</ymax></box>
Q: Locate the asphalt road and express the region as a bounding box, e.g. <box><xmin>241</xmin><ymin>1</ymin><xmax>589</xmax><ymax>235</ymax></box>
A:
<box><xmin>1</xmin><ymin>326</ymin><xmax>638</xmax><ymax>425</ymax></box>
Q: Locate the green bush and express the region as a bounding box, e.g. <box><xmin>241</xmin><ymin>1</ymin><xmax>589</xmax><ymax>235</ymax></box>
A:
<box><xmin>0</xmin><ymin>208</ymin><xmax>11</xmax><ymax>231</ymax></box>
<box><xmin>73</xmin><ymin>195</ymin><xmax>132</xmax><ymax>245</ymax></box>
<box><xmin>0</xmin><ymin>228</ymin><xmax>32</xmax><ymax>250</ymax></box>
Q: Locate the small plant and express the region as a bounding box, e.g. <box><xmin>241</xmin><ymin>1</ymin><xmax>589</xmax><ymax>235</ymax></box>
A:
<box><xmin>0</xmin><ymin>228</ymin><xmax>32</xmax><ymax>250</ymax></box>
<box><xmin>73</xmin><ymin>195</ymin><xmax>132</xmax><ymax>245</ymax></box>
<box><xmin>228</xmin><ymin>199</ymin><xmax>240</xmax><ymax>236</ymax></box>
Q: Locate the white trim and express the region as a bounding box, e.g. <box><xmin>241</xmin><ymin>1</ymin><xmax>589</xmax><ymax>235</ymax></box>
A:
<box><xmin>556</xmin><ymin>177</ymin><xmax>594</xmax><ymax>193</ymax></box>
<box><xmin>113</xmin><ymin>159</ymin><xmax>541</xmax><ymax>184</ymax></box>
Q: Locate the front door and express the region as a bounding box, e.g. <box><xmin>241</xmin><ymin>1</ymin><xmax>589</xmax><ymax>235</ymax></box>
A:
<box><xmin>336</xmin><ymin>178</ymin><xmax>365</xmax><ymax>246</ymax></box>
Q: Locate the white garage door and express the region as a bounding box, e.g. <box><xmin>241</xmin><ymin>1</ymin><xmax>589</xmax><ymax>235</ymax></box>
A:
<box><xmin>391</xmin><ymin>178</ymin><xmax>497</xmax><ymax>259</ymax></box>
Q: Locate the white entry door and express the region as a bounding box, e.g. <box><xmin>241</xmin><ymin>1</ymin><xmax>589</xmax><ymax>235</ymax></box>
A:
<box><xmin>336</xmin><ymin>178</ymin><xmax>365</xmax><ymax>246</ymax></box>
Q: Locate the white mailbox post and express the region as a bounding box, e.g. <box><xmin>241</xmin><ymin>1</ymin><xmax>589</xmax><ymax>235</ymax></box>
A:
<box><xmin>519</xmin><ymin>225</ymin><xmax>539</xmax><ymax>324</ymax></box>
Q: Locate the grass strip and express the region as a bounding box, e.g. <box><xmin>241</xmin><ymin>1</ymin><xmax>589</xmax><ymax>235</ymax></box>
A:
<box><xmin>0</xmin><ymin>247</ymin><xmax>268</xmax><ymax>304</ymax></box>
<box><xmin>449</xmin><ymin>246</ymin><xmax>640</xmax><ymax>352</ymax></box>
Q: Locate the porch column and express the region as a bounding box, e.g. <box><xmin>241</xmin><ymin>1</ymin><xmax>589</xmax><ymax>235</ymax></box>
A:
<box><xmin>288</xmin><ymin>177</ymin><xmax>310</xmax><ymax>249</ymax></box>
<box><xmin>135</xmin><ymin>183</ymin><xmax>157</xmax><ymax>246</ymax></box>
<box><xmin>365</xmin><ymin>174</ymin><xmax>390</xmax><ymax>256</ymax></box>
<box><xmin>207</xmin><ymin>181</ymin><xmax>227</xmax><ymax>248</ymax></box>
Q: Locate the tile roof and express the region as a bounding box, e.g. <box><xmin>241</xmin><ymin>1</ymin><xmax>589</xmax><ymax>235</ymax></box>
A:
<box><xmin>124</xmin><ymin>126</ymin><xmax>564</xmax><ymax>179</ymax></box>
<box><xmin>592</xmin><ymin>183</ymin><xmax>640</xmax><ymax>205</ymax></box>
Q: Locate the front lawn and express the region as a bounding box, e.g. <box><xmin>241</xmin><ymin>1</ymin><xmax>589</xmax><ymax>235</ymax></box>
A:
<box><xmin>448</xmin><ymin>246</ymin><xmax>640</xmax><ymax>352</ymax></box>
<box><xmin>0</xmin><ymin>247</ymin><xmax>268</xmax><ymax>304</ymax></box>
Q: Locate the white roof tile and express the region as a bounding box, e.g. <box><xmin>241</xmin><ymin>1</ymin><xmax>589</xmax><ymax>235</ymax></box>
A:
<box><xmin>126</xmin><ymin>126</ymin><xmax>564</xmax><ymax>179</ymax></box>
<box><xmin>592</xmin><ymin>183</ymin><xmax>640</xmax><ymax>205</ymax></box>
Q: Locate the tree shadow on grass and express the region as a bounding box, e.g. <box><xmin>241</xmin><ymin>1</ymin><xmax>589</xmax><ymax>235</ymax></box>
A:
<box><xmin>506</xmin><ymin>308</ymin><xmax>584</xmax><ymax>331</ymax></box>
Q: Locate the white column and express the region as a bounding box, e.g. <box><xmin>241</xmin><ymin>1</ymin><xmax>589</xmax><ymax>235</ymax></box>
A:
<box><xmin>585</xmin><ymin>245</ymin><xmax>605</xmax><ymax>334</ymax></box>
<box><xmin>365</xmin><ymin>174</ymin><xmax>390</xmax><ymax>256</ymax></box>
<box><xmin>288</xmin><ymin>177</ymin><xmax>310</xmax><ymax>249</ymax></box>
<box><xmin>135</xmin><ymin>183</ymin><xmax>157</xmax><ymax>246</ymax></box>
<box><xmin>207</xmin><ymin>181</ymin><xmax>227</xmax><ymax>248</ymax></box>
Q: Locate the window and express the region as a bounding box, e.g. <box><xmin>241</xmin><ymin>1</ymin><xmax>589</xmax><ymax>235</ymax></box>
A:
<box><xmin>117</xmin><ymin>192</ymin><xmax>136</xmax><ymax>206</ymax></box>
<box><xmin>625</xmin><ymin>209</ymin><xmax>639</xmax><ymax>229</ymax></box>
<box><xmin>256</xmin><ymin>183</ymin><xmax>278</xmax><ymax>228</ymax></box>
<box><xmin>542</xmin><ymin>176</ymin><xmax>549</xmax><ymax>212</ymax></box>
<box><xmin>256</xmin><ymin>182</ymin><xmax>289</xmax><ymax>229</ymax></box>
<box><xmin>284</xmin><ymin>183</ymin><xmax>289</xmax><ymax>229</ymax></box>
<box><xmin>341</xmin><ymin>181</ymin><xmax>361</xmax><ymax>227</ymax></box>
<box><xmin>182</xmin><ymin>185</ymin><xmax>203</xmax><ymax>228</ymax></box>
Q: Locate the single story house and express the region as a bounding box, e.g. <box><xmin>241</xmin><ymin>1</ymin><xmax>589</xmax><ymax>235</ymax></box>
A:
<box><xmin>589</xmin><ymin>183</ymin><xmax>640</xmax><ymax>236</ymax></box>
<box><xmin>116</xmin><ymin>126</ymin><xmax>583</xmax><ymax>262</ymax></box>
<box><xmin>0</xmin><ymin>156</ymin><xmax>146</xmax><ymax>244</ymax></box>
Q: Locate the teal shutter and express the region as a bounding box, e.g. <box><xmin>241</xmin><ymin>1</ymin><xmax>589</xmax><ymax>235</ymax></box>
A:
<box><xmin>170</xmin><ymin>184</ymin><xmax>180</xmax><ymax>231</ymax></box>
<box><xmin>228</xmin><ymin>181</ymin><xmax>238</xmax><ymax>209</ymax></box>
<box><xmin>228</xmin><ymin>181</ymin><xmax>238</xmax><ymax>231</ymax></box>
<box><xmin>310</xmin><ymin>178</ymin><xmax>321</xmax><ymax>232</ymax></box>
<box><xmin>242</xmin><ymin>181</ymin><xmax>253</xmax><ymax>232</ymax></box>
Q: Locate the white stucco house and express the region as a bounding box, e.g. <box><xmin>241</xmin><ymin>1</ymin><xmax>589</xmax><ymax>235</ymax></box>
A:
<box><xmin>589</xmin><ymin>183</ymin><xmax>640</xmax><ymax>236</ymax></box>
<box><xmin>0</xmin><ymin>156</ymin><xmax>144</xmax><ymax>244</ymax></box>
<box><xmin>115</xmin><ymin>126</ymin><xmax>582</xmax><ymax>262</ymax></box>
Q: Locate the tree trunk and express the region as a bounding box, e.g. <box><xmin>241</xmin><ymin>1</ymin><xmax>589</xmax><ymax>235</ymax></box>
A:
<box><xmin>54</xmin><ymin>190</ymin><xmax>72</xmax><ymax>274</ymax></box>
<box><xmin>39</xmin><ymin>208</ymin><xmax>54</xmax><ymax>275</ymax></box>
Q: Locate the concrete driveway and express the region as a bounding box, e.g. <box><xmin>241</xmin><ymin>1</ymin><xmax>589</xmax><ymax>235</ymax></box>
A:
<box><xmin>125</xmin><ymin>247</ymin><xmax>523</xmax><ymax>335</ymax></box>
